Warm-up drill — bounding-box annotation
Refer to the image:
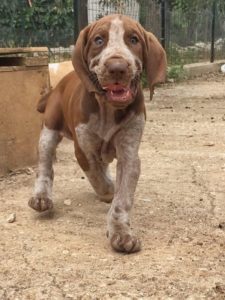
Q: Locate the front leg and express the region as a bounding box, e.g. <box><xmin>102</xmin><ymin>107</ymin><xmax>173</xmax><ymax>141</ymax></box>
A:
<box><xmin>107</xmin><ymin>114</ymin><xmax>145</xmax><ymax>253</ymax></box>
<box><xmin>29</xmin><ymin>125</ymin><xmax>62</xmax><ymax>212</ymax></box>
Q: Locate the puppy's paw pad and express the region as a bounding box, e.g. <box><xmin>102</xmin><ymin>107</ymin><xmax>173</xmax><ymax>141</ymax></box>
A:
<box><xmin>28</xmin><ymin>196</ymin><xmax>53</xmax><ymax>212</ymax></box>
<box><xmin>110</xmin><ymin>233</ymin><xmax>141</xmax><ymax>253</ymax></box>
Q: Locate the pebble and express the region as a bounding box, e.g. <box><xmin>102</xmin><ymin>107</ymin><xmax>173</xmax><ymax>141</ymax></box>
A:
<box><xmin>218</xmin><ymin>222</ymin><xmax>225</xmax><ymax>230</ymax></box>
<box><xmin>62</xmin><ymin>250</ymin><xmax>70</xmax><ymax>255</ymax></box>
<box><xmin>141</xmin><ymin>198</ymin><xmax>151</xmax><ymax>202</ymax></box>
<box><xmin>7</xmin><ymin>213</ymin><xmax>16</xmax><ymax>223</ymax></box>
<box><xmin>64</xmin><ymin>199</ymin><xmax>71</xmax><ymax>206</ymax></box>
<box><xmin>25</xmin><ymin>167</ymin><xmax>34</xmax><ymax>175</ymax></box>
<box><xmin>204</xmin><ymin>142</ymin><xmax>215</xmax><ymax>147</ymax></box>
<box><xmin>182</xmin><ymin>237</ymin><xmax>190</xmax><ymax>243</ymax></box>
<box><xmin>196</xmin><ymin>241</ymin><xmax>203</xmax><ymax>246</ymax></box>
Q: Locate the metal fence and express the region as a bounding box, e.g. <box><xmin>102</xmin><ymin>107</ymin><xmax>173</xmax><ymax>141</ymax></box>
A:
<box><xmin>0</xmin><ymin>0</ymin><xmax>224</xmax><ymax>65</ymax></box>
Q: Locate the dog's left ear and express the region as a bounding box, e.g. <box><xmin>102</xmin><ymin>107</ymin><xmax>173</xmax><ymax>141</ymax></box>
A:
<box><xmin>72</xmin><ymin>24</ymin><xmax>99</xmax><ymax>93</ymax></box>
<box><xmin>142</xmin><ymin>30</ymin><xmax>167</xmax><ymax>100</ymax></box>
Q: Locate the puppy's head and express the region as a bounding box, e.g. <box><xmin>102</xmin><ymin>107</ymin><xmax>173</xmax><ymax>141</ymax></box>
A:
<box><xmin>73</xmin><ymin>14</ymin><xmax>167</xmax><ymax>106</ymax></box>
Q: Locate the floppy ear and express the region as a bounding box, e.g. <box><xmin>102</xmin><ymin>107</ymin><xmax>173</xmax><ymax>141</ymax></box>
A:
<box><xmin>72</xmin><ymin>25</ymin><xmax>99</xmax><ymax>93</ymax></box>
<box><xmin>142</xmin><ymin>30</ymin><xmax>167</xmax><ymax>100</ymax></box>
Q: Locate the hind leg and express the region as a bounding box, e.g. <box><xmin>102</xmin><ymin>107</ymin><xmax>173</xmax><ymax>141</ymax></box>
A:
<box><xmin>29</xmin><ymin>125</ymin><xmax>62</xmax><ymax>211</ymax></box>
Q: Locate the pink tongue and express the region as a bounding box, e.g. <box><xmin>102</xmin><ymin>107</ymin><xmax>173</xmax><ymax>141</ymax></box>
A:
<box><xmin>104</xmin><ymin>85</ymin><xmax>132</xmax><ymax>102</ymax></box>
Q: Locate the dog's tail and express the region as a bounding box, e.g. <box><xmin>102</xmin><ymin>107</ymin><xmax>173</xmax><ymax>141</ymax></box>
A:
<box><xmin>37</xmin><ymin>90</ymin><xmax>52</xmax><ymax>113</ymax></box>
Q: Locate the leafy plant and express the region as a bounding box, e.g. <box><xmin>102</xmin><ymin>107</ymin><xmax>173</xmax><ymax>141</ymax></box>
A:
<box><xmin>0</xmin><ymin>0</ymin><xmax>74</xmax><ymax>47</ymax></box>
<box><xmin>167</xmin><ymin>65</ymin><xmax>187</xmax><ymax>81</ymax></box>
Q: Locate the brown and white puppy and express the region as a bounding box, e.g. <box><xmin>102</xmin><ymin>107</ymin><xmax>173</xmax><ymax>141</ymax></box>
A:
<box><xmin>29</xmin><ymin>14</ymin><xmax>167</xmax><ymax>253</ymax></box>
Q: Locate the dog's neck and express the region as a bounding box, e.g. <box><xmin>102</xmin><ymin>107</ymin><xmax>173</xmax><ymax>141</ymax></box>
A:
<box><xmin>87</xmin><ymin>94</ymin><xmax>134</xmax><ymax>142</ymax></box>
<box><xmin>79</xmin><ymin>84</ymin><xmax>144</xmax><ymax>141</ymax></box>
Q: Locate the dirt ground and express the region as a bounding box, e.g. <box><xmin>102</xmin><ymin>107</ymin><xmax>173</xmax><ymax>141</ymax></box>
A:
<box><xmin>1</xmin><ymin>74</ymin><xmax>225</xmax><ymax>300</ymax></box>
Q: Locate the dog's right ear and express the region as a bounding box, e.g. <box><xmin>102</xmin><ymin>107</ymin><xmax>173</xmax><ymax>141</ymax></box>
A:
<box><xmin>72</xmin><ymin>25</ymin><xmax>99</xmax><ymax>93</ymax></box>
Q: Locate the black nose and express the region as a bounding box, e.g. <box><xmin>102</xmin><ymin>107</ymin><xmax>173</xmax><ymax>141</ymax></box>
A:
<box><xmin>106</xmin><ymin>58</ymin><xmax>128</xmax><ymax>79</ymax></box>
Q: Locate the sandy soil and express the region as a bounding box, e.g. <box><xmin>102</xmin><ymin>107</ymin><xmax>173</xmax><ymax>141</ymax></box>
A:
<box><xmin>1</xmin><ymin>74</ymin><xmax>225</xmax><ymax>299</ymax></box>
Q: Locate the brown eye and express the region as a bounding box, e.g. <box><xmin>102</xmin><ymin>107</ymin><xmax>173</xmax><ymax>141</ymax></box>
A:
<box><xmin>130</xmin><ymin>35</ymin><xmax>139</xmax><ymax>45</ymax></box>
<box><xmin>94</xmin><ymin>36</ymin><xmax>104</xmax><ymax>46</ymax></box>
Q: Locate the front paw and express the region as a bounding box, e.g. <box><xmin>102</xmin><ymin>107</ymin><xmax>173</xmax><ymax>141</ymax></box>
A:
<box><xmin>98</xmin><ymin>193</ymin><xmax>114</xmax><ymax>203</ymax></box>
<box><xmin>28</xmin><ymin>194</ymin><xmax>53</xmax><ymax>212</ymax></box>
<box><xmin>109</xmin><ymin>232</ymin><xmax>141</xmax><ymax>253</ymax></box>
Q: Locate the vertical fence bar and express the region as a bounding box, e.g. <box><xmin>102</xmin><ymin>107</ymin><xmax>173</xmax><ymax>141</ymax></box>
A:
<box><xmin>210</xmin><ymin>0</ymin><xmax>216</xmax><ymax>63</ymax></box>
<box><xmin>74</xmin><ymin>0</ymin><xmax>88</xmax><ymax>42</ymax></box>
<box><xmin>161</xmin><ymin>0</ymin><xmax>166</xmax><ymax>48</ymax></box>
<box><xmin>78</xmin><ymin>0</ymin><xmax>88</xmax><ymax>30</ymax></box>
<box><xmin>74</xmin><ymin>0</ymin><xmax>79</xmax><ymax>42</ymax></box>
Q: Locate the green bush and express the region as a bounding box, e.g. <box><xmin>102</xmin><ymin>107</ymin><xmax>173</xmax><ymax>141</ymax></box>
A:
<box><xmin>0</xmin><ymin>0</ymin><xmax>74</xmax><ymax>47</ymax></box>
<box><xmin>167</xmin><ymin>65</ymin><xmax>187</xmax><ymax>81</ymax></box>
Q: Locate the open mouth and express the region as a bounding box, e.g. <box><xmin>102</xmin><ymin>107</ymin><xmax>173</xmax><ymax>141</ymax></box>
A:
<box><xmin>103</xmin><ymin>84</ymin><xmax>134</xmax><ymax>103</ymax></box>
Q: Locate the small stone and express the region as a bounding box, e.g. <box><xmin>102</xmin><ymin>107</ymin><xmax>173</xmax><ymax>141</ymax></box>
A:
<box><xmin>218</xmin><ymin>222</ymin><xmax>225</xmax><ymax>230</ymax></box>
<box><xmin>25</xmin><ymin>167</ymin><xmax>34</xmax><ymax>175</ymax></box>
<box><xmin>204</xmin><ymin>142</ymin><xmax>215</xmax><ymax>147</ymax></box>
<box><xmin>196</xmin><ymin>241</ymin><xmax>203</xmax><ymax>246</ymax></box>
<box><xmin>107</xmin><ymin>280</ymin><xmax>116</xmax><ymax>286</ymax></box>
<box><xmin>64</xmin><ymin>199</ymin><xmax>71</xmax><ymax>206</ymax></box>
<box><xmin>63</xmin><ymin>250</ymin><xmax>69</xmax><ymax>255</ymax></box>
<box><xmin>214</xmin><ymin>282</ymin><xmax>225</xmax><ymax>294</ymax></box>
<box><xmin>141</xmin><ymin>198</ymin><xmax>151</xmax><ymax>202</ymax></box>
<box><xmin>7</xmin><ymin>213</ymin><xmax>16</xmax><ymax>223</ymax></box>
<box><xmin>182</xmin><ymin>237</ymin><xmax>190</xmax><ymax>243</ymax></box>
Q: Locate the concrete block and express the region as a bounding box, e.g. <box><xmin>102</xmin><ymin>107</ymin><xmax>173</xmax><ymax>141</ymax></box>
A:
<box><xmin>184</xmin><ymin>60</ymin><xmax>225</xmax><ymax>77</ymax></box>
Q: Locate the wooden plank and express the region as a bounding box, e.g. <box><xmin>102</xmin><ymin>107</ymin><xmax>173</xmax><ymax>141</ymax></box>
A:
<box><xmin>0</xmin><ymin>65</ymin><xmax>49</xmax><ymax>72</ymax></box>
<box><xmin>0</xmin><ymin>47</ymin><xmax>48</xmax><ymax>54</ymax></box>
<box><xmin>23</xmin><ymin>57</ymin><xmax>48</xmax><ymax>66</ymax></box>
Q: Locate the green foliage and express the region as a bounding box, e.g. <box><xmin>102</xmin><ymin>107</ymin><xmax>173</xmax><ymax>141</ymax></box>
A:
<box><xmin>141</xmin><ymin>73</ymin><xmax>148</xmax><ymax>88</ymax></box>
<box><xmin>170</xmin><ymin>0</ymin><xmax>225</xmax><ymax>13</ymax></box>
<box><xmin>167</xmin><ymin>44</ymin><xmax>209</xmax><ymax>65</ymax></box>
<box><xmin>0</xmin><ymin>0</ymin><xmax>74</xmax><ymax>47</ymax></box>
<box><xmin>167</xmin><ymin>65</ymin><xmax>187</xmax><ymax>81</ymax></box>
<box><xmin>149</xmin><ymin>0</ymin><xmax>225</xmax><ymax>12</ymax></box>
<box><xmin>141</xmin><ymin>65</ymin><xmax>187</xmax><ymax>87</ymax></box>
